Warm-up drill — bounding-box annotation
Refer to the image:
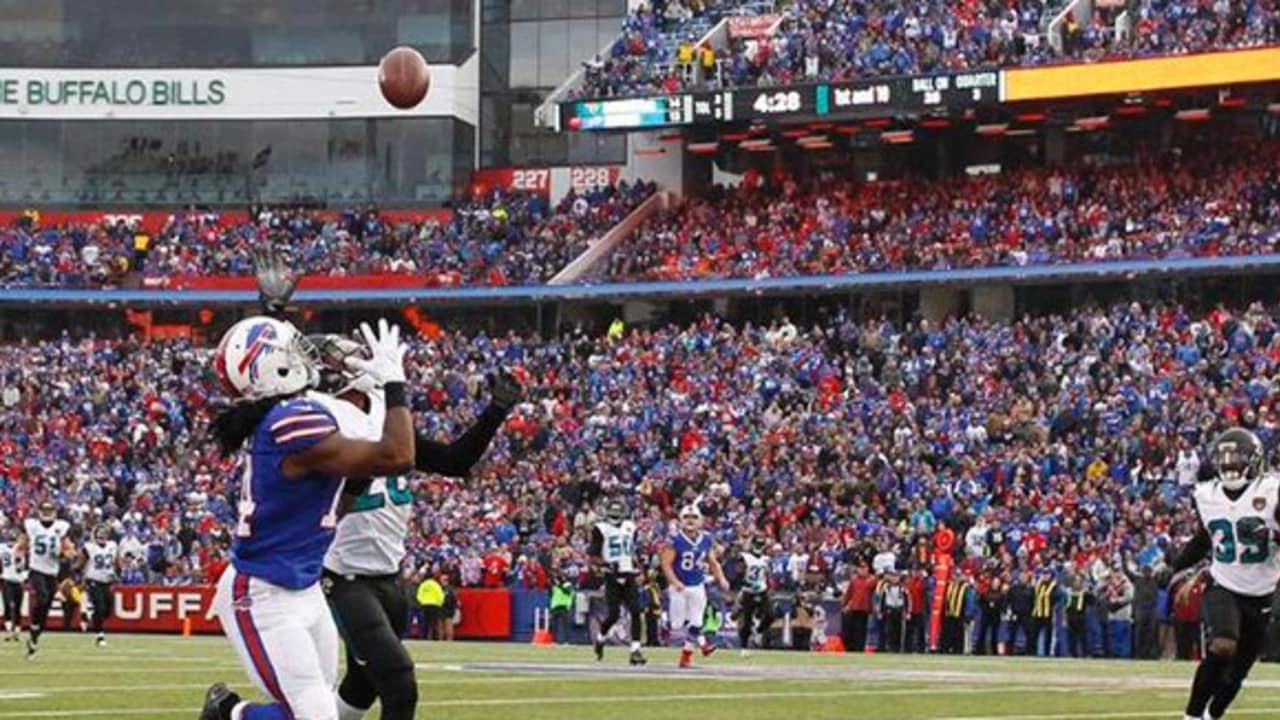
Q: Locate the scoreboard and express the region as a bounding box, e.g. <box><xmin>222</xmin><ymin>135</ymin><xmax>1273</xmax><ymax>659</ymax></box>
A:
<box><xmin>559</xmin><ymin>71</ymin><xmax>1002</xmax><ymax>131</ymax></box>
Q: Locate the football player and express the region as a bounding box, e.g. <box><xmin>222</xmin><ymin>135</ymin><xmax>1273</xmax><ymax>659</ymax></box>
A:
<box><xmin>199</xmin><ymin>315</ymin><xmax>416</xmax><ymax>720</ymax></box>
<box><xmin>589</xmin><ymin>499</ymin><xmax>647</xmax><ymax>666</ymax></box>
<box><xmin>83</xmin><ymin>525</ymin><xmax>119</xmax><ymax>647</ymax></box>
<box><xmin>252</xmin><ymin>245</ymin><xmax>524</xmax><ymax>720</ymax></box>
<box><xmin>1</xmin><ymin>526</ymin><xmax>25</xmax><ymax>641</ymax></box>
<box><xmin>15</xmin><ymin>500</ymin><xmax>74</xmax><ymax>658</ymax></box>
<box><xmin>661</xmin><ymin>504</ymin><xmax>729</xmax><ymax>668</ymax></box>
<box><xmin>309</xmin><ymin>333</ymin><xmax>523</xmax><ymax>720</ymax></box>
<box><xmin>1170</xmin><ymin>428</ymin><xmax>1280</xmax><ymax>720</ymax></box>
<box><xmin>736</xmin><ymin>535</ymin><xmax>772</xmax><ymax>657</ymax></box>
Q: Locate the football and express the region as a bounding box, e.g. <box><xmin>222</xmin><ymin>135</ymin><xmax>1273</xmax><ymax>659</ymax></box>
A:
<box><xmin>378</xmin><ymin>45</ymin><xmax>430</xmax><ymax>109</ymax></box>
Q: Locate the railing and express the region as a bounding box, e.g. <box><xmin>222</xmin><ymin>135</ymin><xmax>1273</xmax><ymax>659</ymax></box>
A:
<box><xmin>6</xmin><ymin>253</ymin><xmax>1280</xmax><ymax>304</ymax></box>
<box><xmin>1046</xmin><ymin>0</ymin><xmax>1091</xmax><ymax>54</ymax></box>
<box><xmin>548</xmin><ymin>191</ymin><xmax>669</xmax><ymax>284</ymax></box>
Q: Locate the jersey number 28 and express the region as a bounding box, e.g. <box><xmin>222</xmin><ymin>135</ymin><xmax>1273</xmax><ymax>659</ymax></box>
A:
<box><xmin>351</xmin><ymin>477</ymin><xmax>413</xmax><ymax>513</ymax></box>
<box><xmin>1209</xmin><ymin>516</ymin><xmax>1270</xmax><ymax>564</ymax></box>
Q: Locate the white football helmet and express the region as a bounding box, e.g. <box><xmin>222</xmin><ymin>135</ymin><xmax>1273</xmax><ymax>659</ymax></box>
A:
<box><xmin>215</xmin><ymin>316</ymin><xmax>318</xmax><ymax>401</ymax></box>
<box><xmin>679</xmin><ymin>504</ymin><xmax>703</xmax><ymax>534</ymax></box>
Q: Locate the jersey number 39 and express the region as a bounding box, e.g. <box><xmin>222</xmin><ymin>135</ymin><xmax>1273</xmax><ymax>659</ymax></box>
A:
<box><xmin>1209</xmin><ymin>516</ymin><xmax>1270</xmax><ymax>564</ymax></box>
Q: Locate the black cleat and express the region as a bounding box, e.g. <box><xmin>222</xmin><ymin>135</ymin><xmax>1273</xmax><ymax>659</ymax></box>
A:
<box><xmin>593</xmin><ymin>638</ymin><xmax>604</xmax><ymax>661</ymax></box>
<box><xmin>629</xmin><ymin>649</ymin><xmax>648</xmax><ymax>666</ymax></box>
<box><xmin>199</xmin><ymin>683</ymin><xmax>240</xmax><ymax>720</ymax></box>
<box><xmin>24</xmin><ymin>638</ymin><xmax>36</xmax><ymax>660</ymax></box>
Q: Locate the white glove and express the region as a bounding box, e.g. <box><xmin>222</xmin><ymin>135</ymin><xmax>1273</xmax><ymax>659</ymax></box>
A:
<box><xmin>345</xmin><ymin>318</ymin><xmax>407</xmax><ymax>386</ymax></box>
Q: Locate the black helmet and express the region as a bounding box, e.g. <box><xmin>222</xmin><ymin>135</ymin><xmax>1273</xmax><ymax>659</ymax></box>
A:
<box><xmin>605</xmin><ymin>499</ymin><xmax>627</xmax><ymax>523</ymax></box>
<box><xmin>306</xmin><ymin>333</ymin><xmax>369</xmax><ymax>395</ymax></box>
<box><xmin>1211</xmin><ymin>427</ymin><xmax>1265</xmax><ymax>491</ymax></box>
<box><xmin>750</xmin><ymin>535</ymin><xmax>769</xmax><ymax>555</ymax></box>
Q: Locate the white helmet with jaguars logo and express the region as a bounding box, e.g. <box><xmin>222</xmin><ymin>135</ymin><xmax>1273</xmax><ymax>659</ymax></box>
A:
<box><xmin>215</xmin><ymin>316</ymin><xmax>318</xmax><ymax>401</ymax></box>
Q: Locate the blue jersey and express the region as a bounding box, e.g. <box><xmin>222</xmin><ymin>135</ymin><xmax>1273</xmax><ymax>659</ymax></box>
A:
<box><xmin>231</xmin><ymin>397</ymin><xmax>342</xmax><ymax>589</ymax></box>
<box><xmin>669</xmin><ymin>531</ymin><xmax>713</xmax><ymax>587</ymax></box>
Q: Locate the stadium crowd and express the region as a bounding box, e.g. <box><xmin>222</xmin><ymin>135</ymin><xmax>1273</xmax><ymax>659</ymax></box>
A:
<box><xmin>2</xmin><ymin>297</ymin><xmax>1278</xmax><ymax>656</ymax></box>
<box><xmin>603</xmin><ymin>143</ymin><xmax>1280</xmax><ymax>281</ymax></box>
<box><xmin>574</xmin><ymin>0</ymin><xmax>1280</xmax><ymax>100</ymax></box>
<box><xmin>0</xmin><ymin>180</ymin><xmax>655</xmax><ymax>288</ymax></box>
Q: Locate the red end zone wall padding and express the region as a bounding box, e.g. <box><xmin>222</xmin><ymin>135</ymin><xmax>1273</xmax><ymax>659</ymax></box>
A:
<box><xmin>1</xmin><ymin>585</ymin><xmax>514</xmax><ymax>639</ymax></box>
<box><xmin>105</xmin><ymin>585</ymin><xmax>222</xmax><ymax>634</ymax></box>
<box><xmin>452</xmin><ymin>589</ymin><xmax>512</xmax><ymax>638</ymax></box>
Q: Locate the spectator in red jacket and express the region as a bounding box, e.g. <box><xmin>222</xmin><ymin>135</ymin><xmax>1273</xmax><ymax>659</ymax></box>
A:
<box><xmin>904</xmin><ymin>568</ymin><xmax>928</xmax><ymax>653</ymax></box>
<box><xmin>1172</xmin><ymin>572</ymin><xmax>1206</xmax><ymax>660</ymax></box>
<box><xmin>842</xmin><ymin>564</ymin><xmax>876</xmax><ymax>652</ymax></box>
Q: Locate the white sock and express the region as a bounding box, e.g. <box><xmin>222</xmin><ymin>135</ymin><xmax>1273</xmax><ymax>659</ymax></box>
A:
<box><xmin>336</xmin><ymin>694</ymin><xmax>368</xmax><ymax>720</ymax></box>
<box><xmin>630</xmin><ymin>640</ymin><xmax>641</xmax><ymax>652</ymax></box>
<box><xmin>696</xmin><ymin>634</ymin><xmax>708</xmax><ymax>648</ymax></box>
<box><xmin>682</xmin><ymin>640</ymin><xmax>693</xmax><ymax>652</ymax></box>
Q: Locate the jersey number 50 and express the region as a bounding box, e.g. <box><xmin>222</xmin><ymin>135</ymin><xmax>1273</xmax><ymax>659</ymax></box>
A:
<box><xmin>1208</xmin><ymin>516</ymin><xmax>1270</xmax><ymax>564</ymax></box>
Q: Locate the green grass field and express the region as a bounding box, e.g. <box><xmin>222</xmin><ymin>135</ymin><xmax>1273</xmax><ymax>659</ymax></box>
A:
<box><xmin>4</xmin><ymin>634</ymin><xmax>1280</xmax><ymax>719</ymax></box>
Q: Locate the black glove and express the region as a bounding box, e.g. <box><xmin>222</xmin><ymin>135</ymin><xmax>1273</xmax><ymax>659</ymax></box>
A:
<box><xmin>252</xmin><ymin>244</ymin><xmax>298</xmax><ymax>316</ymax></box>
<box><xmin>489</xmin><ymin>367</ymin><xmax>526</xmax><ymax>411</ymax></box>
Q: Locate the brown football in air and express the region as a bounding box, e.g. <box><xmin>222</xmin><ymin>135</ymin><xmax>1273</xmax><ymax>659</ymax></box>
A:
<box><xmin>378</xmin><ymin>46</ymin><xmax>430</xmax><ymax>109</ymax></box>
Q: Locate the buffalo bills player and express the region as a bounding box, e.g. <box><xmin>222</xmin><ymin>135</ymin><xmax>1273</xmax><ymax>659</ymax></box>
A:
<box><xmin>251</xmin><ymin>244</ymin><xmax>522</xmax><ymax>720</ymax></box>
<box><xmin>200</xmin><ymin>315</ymin><xmax>415</xmax><ymax>720</ymax></box>
<box><xmin>661</xmin><ymin>504</ymin><xmax>729</xmax><ymax>668</ymax></box>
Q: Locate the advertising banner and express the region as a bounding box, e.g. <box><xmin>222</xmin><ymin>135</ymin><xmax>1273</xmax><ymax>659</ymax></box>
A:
<box><xmin>1004</xmin><ymin>46</ymin><xmax>1280</xmax><ymax>102</ymax></box>
<box><xmin>728</xmin><ymin>15</ymin><xmax>782</xmax><ymax>38</ymax></box>
<box><xmin>0</xmin><ymin>63</ymin><xmax>478</xmax><ymax>123</ymax></box>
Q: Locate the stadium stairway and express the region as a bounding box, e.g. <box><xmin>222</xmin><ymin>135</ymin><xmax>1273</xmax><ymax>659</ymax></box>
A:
<box><xmin>548</xmin><ymin>191</ymin><xmax>672</xmax><ymax>284</ymax></box>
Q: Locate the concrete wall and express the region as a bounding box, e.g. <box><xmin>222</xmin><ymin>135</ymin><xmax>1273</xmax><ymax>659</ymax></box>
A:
<box><xmin>971</xmin><ymin>284</ymin><xmax>1015</xmax><ymax>321</ymax></box>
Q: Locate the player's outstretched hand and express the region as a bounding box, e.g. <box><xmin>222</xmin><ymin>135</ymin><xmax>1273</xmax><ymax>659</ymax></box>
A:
<box><xmin>490</xmin><ymin>367</ymin><xmax>526</xmax><ymax>411</ymax></box>
<box><xmin>347</xmin><ymin>318</ymin><xmax>408</xmax><ymax>386</ymax></box>
<box><xmin>251</xmin><ymin>244</ymin><xmax>298</xmax><ymax>315</ymax></box>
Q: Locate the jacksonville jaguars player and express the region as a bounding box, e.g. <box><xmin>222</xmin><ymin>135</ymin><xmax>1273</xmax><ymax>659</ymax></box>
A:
<box><xmin>309</xmin><ymin>333</ymin><xmax>522</xmax><ymax>720</ymax></box>
<box><xmin>200</xmin><ymin>315</ymin><xmax>416</xmax><ymax>720</ymax></box>
<box><xmin>661</xmin><ymin>504</ymin><xmax>729</xmax><ymax>668</ymax></box>
<box><xmin>736</xmin><ymin>535</ymin><xmax>772</xmax><ymax>657</ymax></box>
<box><xmin>251</xmin><ymin>244</ymin><xmax>523</xmax><ymax>720</ymax></box>
<box><xmin>83</xmin><ymin>525</ymin><xmax>119</xmax><ymax>647</ymax></box>
<box><xmin>16</xmin><ymin>500</ymin><xmax>74</xmax><ymax>658</ymax></box>
<box><xmin>589</xmin><ymin>499</ymin><xmax>647</xmax><ymax>666</ymax></box>
<box><xmin>1</xmin><ymin>526</ymin><xmax>25</xmax><ymax>642</ymax></box>
<box><xmin>1170</xmin><ymin>428</ymin><xmax>1280</xmax><ymax>720</ymax></box>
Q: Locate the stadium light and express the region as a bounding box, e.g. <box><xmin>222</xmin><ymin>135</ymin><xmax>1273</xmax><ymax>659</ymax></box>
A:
<box><xmin>881</xmin><ymin>130</ymin><xmax>914</xmax><ymax>144</ymax></box>
<box><xmin>1174</xmin><ymin>108</ymin><xmax>1211</xmax><ymax>121</ymax></box>
<box><xmin>975</xmin><ymin>123</ymin><xmax>1009</xmax><ymax>136</ymax></box>
<box><xmin>1073</xmin><ymin>115</ymin><xmax>1110</xmax><ymax>130</ymax></box>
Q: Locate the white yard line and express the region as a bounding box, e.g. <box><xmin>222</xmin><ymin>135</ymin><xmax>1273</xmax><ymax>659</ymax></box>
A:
<box><xmin>0</xmin><ymin>686</ymin><xmax>1064</xmax><ymax>718</ymax></box>
<box><xmin>935</xmin><ymin>710</ymin><xmax>1280</xmax><ymax>720</ymax></box>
